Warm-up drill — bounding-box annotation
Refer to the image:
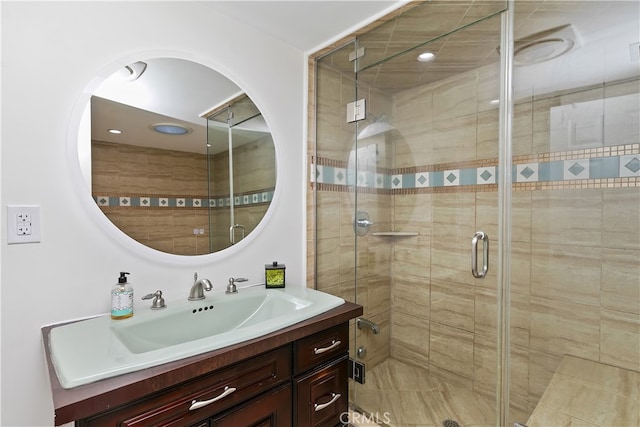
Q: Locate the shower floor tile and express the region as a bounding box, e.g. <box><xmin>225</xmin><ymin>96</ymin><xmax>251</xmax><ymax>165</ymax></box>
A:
<box><xmin>352</xmin><ymin>358</ymin><xmax>496</xmax><ymax>427</ymax></box>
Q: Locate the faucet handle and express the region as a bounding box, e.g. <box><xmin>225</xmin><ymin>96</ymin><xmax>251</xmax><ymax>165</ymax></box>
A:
<box><xmin>142</xmin><ymin>290</ymin><xmax>166</xmax><ymax>310</ymax></box>
<box><xmin>226</xmin><ymin>277</ymin><xmax>247</xmax><ymax>295</ymax></box>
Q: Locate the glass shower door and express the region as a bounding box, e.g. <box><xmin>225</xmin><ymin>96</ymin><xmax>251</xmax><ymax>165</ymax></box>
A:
<box><xmin>348</xmin><ymin>11</ymin><xmax>505</xmax><ymax>427</ymax></box>
<box><xmin>509</xmin><ymin>2</ymin><xmax>640</xmax><ymax>426</ymax></box>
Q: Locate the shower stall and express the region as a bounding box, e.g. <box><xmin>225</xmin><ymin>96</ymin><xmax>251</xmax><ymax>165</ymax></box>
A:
<box><xmin>309</xmin><ymin>1</ymin><xmax>639</xmax><ymax>426</ymax></box>
<box><xmin>206</xmin><ymin>94</ymin><xmax>275</xmax><ymax>252</ymax></box>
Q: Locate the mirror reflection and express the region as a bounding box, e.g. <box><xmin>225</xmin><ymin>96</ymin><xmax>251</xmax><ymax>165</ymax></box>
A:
<box><xmin>89</xmin><ymin>58</ymin><xmax>276</xmax><ymax>255</ymax></box>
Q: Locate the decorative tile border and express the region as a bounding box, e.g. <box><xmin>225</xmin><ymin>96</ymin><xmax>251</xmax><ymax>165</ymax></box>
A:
<box><xmin>311</xmin><ymin>144</ymin><xmax>640</xmax><ymax>192</ymax></box>
<box><xmin>94</xmin><ymin>189</ymin><xmax>274</xmax><ymax>209</ymax></box>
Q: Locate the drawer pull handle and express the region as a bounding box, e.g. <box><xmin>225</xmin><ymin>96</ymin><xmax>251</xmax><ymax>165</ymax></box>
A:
<box><xmin>189</xmin><ymin>386</ymin><xmax>237</xmax><ymax>411</ymax></box>
<box><xmin>314</xmin><ymin>392</ymin><xmax>341</xmax><ymax>412</ymax></box>
<box><xmin>314</xmin><ymin>340</ymin><xmax>341</xmax><ymax>355</ymax></box>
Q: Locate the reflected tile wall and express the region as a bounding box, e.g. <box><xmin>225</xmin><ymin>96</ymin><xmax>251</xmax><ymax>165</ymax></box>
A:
<box><xmin>93</xmin><ymin>139</ymin><xmax>273</xmax><ymax>255</ymax></box>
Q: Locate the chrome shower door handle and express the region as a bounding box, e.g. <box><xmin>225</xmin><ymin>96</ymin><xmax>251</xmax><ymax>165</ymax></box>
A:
<box><xmin>471</xmin><ymin>231</ymin><xmax>489</xmax><ymax>279</ymax></box>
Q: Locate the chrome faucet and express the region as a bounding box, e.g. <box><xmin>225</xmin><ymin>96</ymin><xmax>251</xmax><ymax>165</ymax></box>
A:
<box><xmin>188</xmin><ymin>272</ymin><xmax>213</xmax><ymax>301</ymax></box>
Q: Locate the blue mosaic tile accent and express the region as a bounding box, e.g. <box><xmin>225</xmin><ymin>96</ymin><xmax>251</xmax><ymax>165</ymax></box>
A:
<box><xmin>94</xmin><ymin>189</ymin><xmax>273</xmax><ymax>209</ymax></box>
<box><xmin>590</xmin><ymin>157</ymin><xmax>619</xmax><ymax>179</ymax></box>
<box><xmin>402</xmin><ymin>174</ymin><xmax>416</xmax><ymax>189</ymax></box>
<box><xmin>460</xmin><ymin>168</ymin><xmax>477</xmax><ymax>186</ymax></box>
<box><xmin>312</xmin><ymin>150</ymin><xmax>636</xmax><ymax>191</ymax></box>
<box><xmin>430</xmin><ymin>171</ymin><xmax>444</xmax><ymax>187</ymax></box>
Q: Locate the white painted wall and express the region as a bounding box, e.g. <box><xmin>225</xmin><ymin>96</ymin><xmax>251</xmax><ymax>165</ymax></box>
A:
<box><xmin>1</xmin><ymin>2</ymin><xmax>305</xmax><ymax>425</ymax></box>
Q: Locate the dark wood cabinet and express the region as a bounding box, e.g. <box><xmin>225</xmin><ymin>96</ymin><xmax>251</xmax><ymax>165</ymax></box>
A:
<box><xmin>44</xmin><ymin>302</ymin><xmax>363</xmax><ymax>427</ymax></box>
<box><xmin>211</xmin><ymin>384</ymin><xmax>292</xmax><ymax>427</ymax></box>
<box><xmin>77</xmin><ymin>346</ymin><xmax>290</xmax><ymax>427</ymax></box>
<box><xmin>293</xmin><ymin>355</ymin><xmax>348</xmax><ymax>427</ymax></box>
<box><xmin>74</xmin><ymin>323</ymin><xmax>352</xmax><ymax>427</ymax></box>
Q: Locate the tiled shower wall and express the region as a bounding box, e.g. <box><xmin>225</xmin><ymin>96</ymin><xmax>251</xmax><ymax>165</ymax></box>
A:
<box><xmin>310</xmin><ymin>58</ymin><xmax>640</xmax><ymax>415</ymax></box>
<box><xmin>93</xmin><ymin>139</ymin><xmax>274</xmax><ymax>255</ymax></box>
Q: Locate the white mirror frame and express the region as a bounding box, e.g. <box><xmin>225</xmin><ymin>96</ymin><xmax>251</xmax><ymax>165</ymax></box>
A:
<box><xmin>67</xmin><ymin>50</ymin><xmax>280</xmax><ymax>266</ymax></box>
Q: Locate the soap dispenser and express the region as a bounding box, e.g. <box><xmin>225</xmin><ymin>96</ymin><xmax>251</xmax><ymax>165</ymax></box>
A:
<box><xmin>111</xmin><ymin>272</ymin><xmax>134</xmax><ymax>319</ymax></box>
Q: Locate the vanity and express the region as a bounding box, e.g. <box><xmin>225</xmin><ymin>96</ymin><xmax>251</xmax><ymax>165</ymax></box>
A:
<box><xmin>42</xmin><ymin>294</ymin><xmax>362</xmax><ymax>426</ymax></box>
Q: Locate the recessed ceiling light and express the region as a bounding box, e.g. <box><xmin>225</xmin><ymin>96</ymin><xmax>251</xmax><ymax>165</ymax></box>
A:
<box><xmin>108</xmin><ymin>129</ymin><xmax>122</xmax><ymax>134</ymax></box>
<box><xmin>151</xmin><ymin>123</ymin><xmax>192</xmax><ymax>135</ymax></box>
<box><xmin>417</xmin><ymin>51</ymin><xmax>435</xmax><ymax>62</ymax></box>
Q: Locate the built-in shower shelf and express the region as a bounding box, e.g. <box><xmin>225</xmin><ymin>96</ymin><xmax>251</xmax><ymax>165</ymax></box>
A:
<box><xmin>371</xmin><ymin>231</ymin><xmax>418</xmax><ymax>236</ymax></box>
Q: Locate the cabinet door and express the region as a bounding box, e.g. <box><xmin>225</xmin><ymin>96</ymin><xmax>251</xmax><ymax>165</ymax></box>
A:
<box><xmin>211</xmin><ymin>384</ymin><xmax>291</xmax><ymax>427</ymax></box>
<box><xmin>78</xmin><ymin>346</ymin><xmax>290</xmax><ymax>427</ymax></box>
<box><xmin>294</xmin><ymin>356</ymin><xmax>348</xmax><ymax>427</ymax></box>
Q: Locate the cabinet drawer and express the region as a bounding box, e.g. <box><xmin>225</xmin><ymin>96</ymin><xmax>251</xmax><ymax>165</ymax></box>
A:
<box><xmin>293</xmin><ymin>323</ymin><xmax>349</xmax><ymax>374</ymax></box>
<box><xmin>79</xmin><ymin>346</ymin><xmax>291</xmax><ymax>427</ymax></box>
<box><xmin>211</xmin><ymin>383</ymin><xmax>291</xmax><ymax>427</ymax></box>
<box><xmin>294</xmin><ymin>355</ymin><xmax>348</xmax><ymax>427</ymax></box>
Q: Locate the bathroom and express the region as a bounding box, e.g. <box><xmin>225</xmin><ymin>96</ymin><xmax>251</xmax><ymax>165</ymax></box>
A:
<box><xmin>310</xmin><ymin>1</ymin><xmax>639</xmax><ymax>426</ymax></box>
<box><xmin>2</xmin><ymin>1</ymin><xmax>639</xmax><ymax>427</ymax></box>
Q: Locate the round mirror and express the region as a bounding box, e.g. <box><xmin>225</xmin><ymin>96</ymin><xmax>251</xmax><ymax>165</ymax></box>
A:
<box><xmin>82</xmin><ymin>57</ymin><xmax>276</xmax><ymax>255</ymax></box>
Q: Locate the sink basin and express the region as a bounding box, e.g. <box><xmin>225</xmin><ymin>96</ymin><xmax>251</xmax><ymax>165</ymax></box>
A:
<box><xmin>48</xmin><ymin>287</ymin><xmax>344</xmax><ymax>389</ymax></box>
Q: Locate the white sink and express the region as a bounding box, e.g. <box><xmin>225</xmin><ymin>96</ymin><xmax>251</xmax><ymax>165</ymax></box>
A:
<box><xmin>48</xmin><ymin>287</ymin><xmax>344</xmax><ymax>389</ymax></box>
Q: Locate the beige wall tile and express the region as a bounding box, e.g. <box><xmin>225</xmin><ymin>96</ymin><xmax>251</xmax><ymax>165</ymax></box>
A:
<box><xmin>600</xmin><ymin>309</ymin><xmax>640</xmax><ymax>372</ymax></box>
<box><xmin>530</xmin><ymin>297</ymin><xmax>600</xmax><ymax>360</ymax></box>
<box><xmin>431</xmin><ymin>115</ymin><xmax>479</xmax><ymax>164</ymax></box>
<box><xmin>360</xmin><ymin>310</ymin><xmax>391</xmax><ymax>370</ymax></box>
<box><xmin>393</xmin><ymin>235</ymin><xmax>431</xmax><ymax>278</ymax></box>
<box><xmin>601</xmin><ymin>248</ymin><xmax>640</xmax><ymax>314</ymax></box>
<box><xmin>393</xmin><ymin>193</ymin><xmax>432</xmax><ymax>234</ymax></box>
<box><xmin>510</xmin><ymin>240</ymin><xmax>532</xmax><ymax>297</ymax></box>
<box><xmin>513</xmin><ymin>102</ymin><xmax>534</xmax><ymax>157</ymax></box>
<box><xmin>531</xmin><ymin>189</ymin><xmax>603</xmax><ymax>247</ymax></box>
<box><xmin>316</xmin><ymin>191</ymin><xmax>341</xmax><ymax>240</ymax></box>
<box><xmin>432</xmin><ymin>72</ymin><xmax>478</xmax><ymax>121</ymax></box>
<box><xmin>429</xmin><ymin>321</ymin><xmax>474</xmax><ymax>378</ymax></box>
<box><xmin>391</xmin><ymin>272</ymin><xmax>430</xmax><ymax>321</ymax></box>
<box><xmin>432</xmin><ymin>192</ymin><xmax>477</xmax><ymax>239</ymax></box>
<box><xmin>475</xmin><ymin>287</ymin><xmax>530</xmax><ymax>348</ymax></box>
<box><xmin>431</xmin><ymin>280</ymin><xmax>475</xmax><ymax>332</ymax></box>
<box><xmin>391</xmin><ymin>311</ymin><xmax>430</xmax><ymax>367</ymax></box>
<box><xmin>431</xmin><ymin>237</ymin><xmax>477</xmax><ymax>286</ymax></box>
<box><xmin>476</xmin><ymin>109</ymin><xmax>499</xmax><ymax>159</ymax></box>
<box><xmin>603</xmin><ymin>188</ymin><xmax>640</xmax><ymax>250</ymax></box>
<box><xmin>530</xmin><ymin>243</ymin><xmax>601</xmax><ymax>306</ymax></box>
<box><xmin>316</xmin><ymin>237</ymin><xmax>340</xmax><ymax>286</ymax></box>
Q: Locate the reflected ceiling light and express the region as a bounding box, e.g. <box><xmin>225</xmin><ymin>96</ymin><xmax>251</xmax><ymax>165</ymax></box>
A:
<box><xmin>490</xmin><ymin>99</ymin><xmax>500</xmax><ymax>105</ymax></box>
<box><xmin>151</xmin><ymin>123</ymin><xmax>192</xmax><ymax>135</ymax></box>
<box><xmin>108</xmin><ymin>129</ymin><xmax>122</xmax><ymax>134</ymax></box>
<box><xmin>119</xmin><ymin>61</ymin><xmax>147</xmax><ymax>81</ymax></box>
<box><xmin>417</xmin><ymin>51</ymin><xmax>435</xmax><ymax>62</ymax></box>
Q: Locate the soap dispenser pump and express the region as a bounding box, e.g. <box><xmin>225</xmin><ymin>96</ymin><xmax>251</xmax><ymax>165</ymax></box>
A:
<box><xmin>111</xmin><ymin>272</ymin><xmax>134</xmax><ymax>319</ymax></box>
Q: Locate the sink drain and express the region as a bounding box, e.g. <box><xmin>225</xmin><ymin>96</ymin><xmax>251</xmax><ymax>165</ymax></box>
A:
<box><xmin>442</xmin><ymin>420</ymin><xmax>460</xmax><ymax>427</ymax></box>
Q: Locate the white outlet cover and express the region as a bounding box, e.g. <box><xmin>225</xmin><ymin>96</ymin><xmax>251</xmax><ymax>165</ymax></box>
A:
<box><xmin>6</xmin><ymin>205</ymin><xmax>41</xmax><ymax>244</ymax></box>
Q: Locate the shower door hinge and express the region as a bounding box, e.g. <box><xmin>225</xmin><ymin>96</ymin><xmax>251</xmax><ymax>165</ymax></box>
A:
<box><xmin>349</xmin><ymin>358</ymin><xmax>366</xmax><ymax>384</ymax></box>
<box><xmin>346</xmin><ymin>99</ymin><xmax>366</xmax><ymax>123</ymax></box>
<box><xmin>349</xmin><ymin>47</ymin><xmax>365</xmax><ymax>62</ymax></box>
